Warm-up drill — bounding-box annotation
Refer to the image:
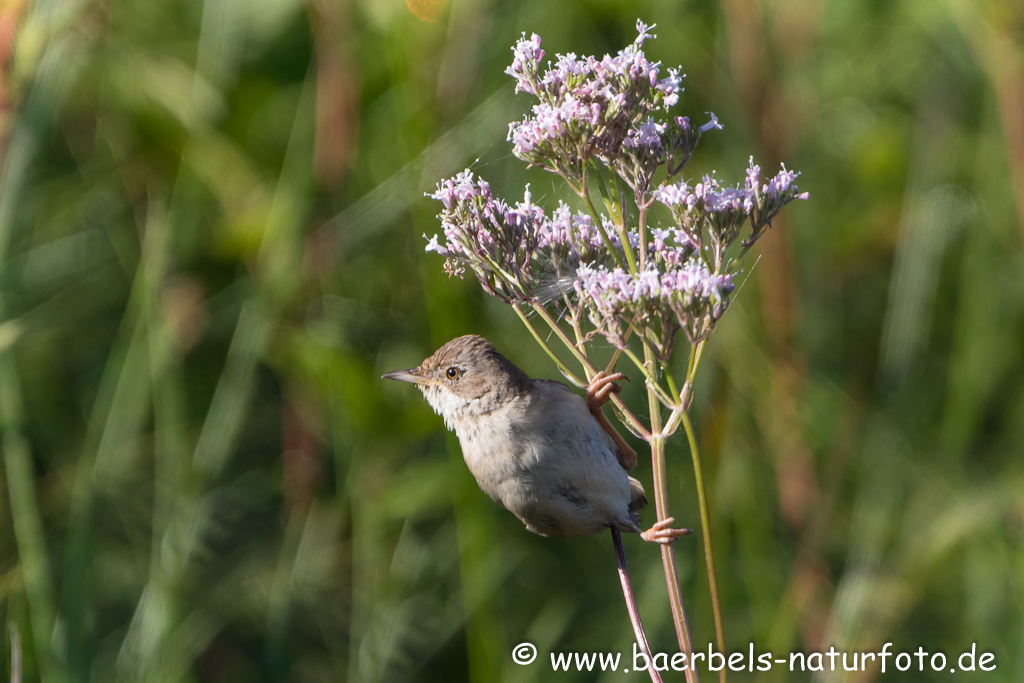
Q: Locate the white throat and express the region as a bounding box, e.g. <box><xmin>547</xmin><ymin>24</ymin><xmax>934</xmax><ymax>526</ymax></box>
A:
<box><xmin>419</xmin><ymin>384</ymin><xmax>472</xmax><ymax>432</ymax></box>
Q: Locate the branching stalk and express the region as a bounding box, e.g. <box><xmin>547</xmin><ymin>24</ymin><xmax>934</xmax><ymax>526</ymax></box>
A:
<box><xmin>639</xmin><ymin>337</ymin><xmax>698</xmax><ymax>682</ymax></box>
<box><xmin>581</xmin><ymin>172</ymin><xmax>628</xmax><ymax>271</ymax></box>
<box><xmin>529</xmin><ymin>302</ymin><xmax>650</xmax><ymax>439</ymax></box>
<box><xmin>512</xmin><ymin>303</ymin><xmax>585</xmax><ymax>387</ymax></box>
<box><xmin>638</xmin><ymin>204</ymin><xmax>649</xmax><ymax>271</ymax></box>
<box><xmin>620</xmin><ymin>345</ymin><xmax>676</xmax><ymax>409</ymax></box>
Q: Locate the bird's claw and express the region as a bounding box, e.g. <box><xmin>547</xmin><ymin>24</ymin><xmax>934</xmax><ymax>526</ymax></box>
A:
<box><xmin>586</xmin><ymin>371</ymin><xmax>629</xmax><ymax>412</ymax></box>
<box><xmin>586</xmin><ymin>371</ymin><xmax>637</xmax><ymax>470</ymax></box>
<box><xmin>640</xmin><ymin>517</ymin><xmax>693</xmax><ymax>545</ymax></box>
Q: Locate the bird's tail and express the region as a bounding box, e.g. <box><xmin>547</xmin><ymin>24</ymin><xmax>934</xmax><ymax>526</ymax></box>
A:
<box><xmin>627</xmin><ymin>476</ymin><xmax>647</xmax><ymax>512</ymax></box>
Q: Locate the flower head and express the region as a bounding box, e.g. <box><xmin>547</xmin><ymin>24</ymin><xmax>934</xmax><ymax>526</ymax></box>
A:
<box><xmin>655</xmin><ymin>158</ymin><xmax>808</xmax><ymax>258</ymax></box>
<box><xmin>506</xmin><ymin>33</ymin><xmax>545</xmax><ymax>95</ymax></box>
<box><xmin>575</xmin><ymin>257</ymin><xmax>736</xmax><ymax>354</ymax></box>
<box><xmin>504</xmin><ymin>20</ymin><xmax>706</xmax><ymax>191</ymax></box>
<box><xmin>426</xmin><ymin>22</ymin><xmax>807</xmax><ymax>360</ymax></box>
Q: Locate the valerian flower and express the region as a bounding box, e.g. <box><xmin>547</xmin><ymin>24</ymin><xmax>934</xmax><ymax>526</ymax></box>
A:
<box><xmin>655</xmin><ymin>157</ymin><xmax>809</xmax><ymax>269</ymax></box>
<box><xmin>426</xmin><ymin>171</ymin><xmax>544</xmax><ymax>300</ymax></box>
<box><xmin>425</xmin><ymin>21</ymin><xmax>807</xmax><ymax>357</ymax></box>
<box><xmin>426</xmin><ymin>173</ymin><xmax>622</xmax><ymax>302</ymax></box>
<box><xmin>505</xmin><ymin>20</ymin><xmax>701</xmax><ymax>193</ymax></box>
<box><xmin>575</xmin><ymin>258</ymin><xmax>734</xmax><ymax>357</ymax></box>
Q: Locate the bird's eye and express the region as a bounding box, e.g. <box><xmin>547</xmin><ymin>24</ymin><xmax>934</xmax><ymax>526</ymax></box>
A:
<box><xmin>445</xmin><ymin>367</ymin><xmax>461</xmax><ymax>380</ymax></box>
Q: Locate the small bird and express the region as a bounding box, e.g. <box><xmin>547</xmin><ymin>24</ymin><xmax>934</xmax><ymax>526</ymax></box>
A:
<box><xmin>383</xmin><ymin>334</ymin><xmax>688</xmax><ymax>543</ymax></box>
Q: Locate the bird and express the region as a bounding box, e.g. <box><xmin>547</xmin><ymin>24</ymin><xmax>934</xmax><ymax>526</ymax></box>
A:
<box><xmin>383</xmin><ymin>334</ymin><xmax>689</xmax><ymax>543</ymax></box>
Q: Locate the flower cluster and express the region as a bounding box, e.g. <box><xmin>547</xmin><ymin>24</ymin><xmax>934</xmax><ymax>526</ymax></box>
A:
<box><xmin>423</xmin><ymin>23</ymin><xmax>809</xmax><ymax>661</ymax></box>
<box><xmin>655</xmin><ymin>158</ymin><xmax>809</xmax><ymax>269</ymax></box>
<box><xmin>505</xmin><ymin>21</ymin><xmax>716</xmax><ymax>194</ymax></box>
<box><xmin>576</xmin><ymin>259</ymin><xmax>734</xmax><ymax>356</ymax></box>
<box><xmin>425</xmin><ymin>170</ymin><xmax>542</xmax><ymax>301</ymax></box>
<box><xmin>426</xmin><ymin>172</ymin><xmax>622</xmax><ymax>302</ymax></box>
<box><xmin>425</xmin><ymin>22</ymin><xmax>807</xmax><ymax>362</ymax></box>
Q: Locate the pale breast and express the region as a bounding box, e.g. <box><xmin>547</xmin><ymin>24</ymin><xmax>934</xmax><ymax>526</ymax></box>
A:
<box><xmin>455</xmin><ymin>381</ymin><xmax>633</xmax><ymax>537</ymax></box>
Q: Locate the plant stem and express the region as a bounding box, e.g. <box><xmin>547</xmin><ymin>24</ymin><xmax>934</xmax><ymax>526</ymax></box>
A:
<box><xmin>607</xmin><ymin>172</ymin><xmax>639</xmax><ymax>274</ymax></box>
<box><xmin>9</xmin><ymin>623</ymin><xmax>21</xmax><ymax>683</ymax></box>
<box><xmin>606</xmin><ymin>165</ymin><xmax>624</xmax><ymax>228</ymax></box>
<box><xmin>664</xmin><ymin>369</ymin><xmax>680</xmax><ymax>400</ymax></box>
<box><xmin>581</xmin><ymin>172</ymin><xmax>628</xmax><ymax>271</ymax></box>
<box><xmin>682</xmin><ymin>410</ymin><xmax>726</xmax><ymax>683</ymax></box>
<box><xmin>563</xmin><ymin>298</ymin><xmax>587</xmax><ymax>349</ymax></box>
<box><xmin>529</xmin><ymin>302</ymin><xmax>649</xmax><ymax>439</ymax></box>
<box><xmin>512</xmin><ymin>303</ymin><xmax>585</xmax><ymax>387</ymax></box>
<box><xmin>638</xmin><ymin>203</ymin><xmax>649</xmax><ymax>271</ymax></box>
<box><xmin>681</xmin><ymin>340</ymin><xmax>707</xmax><ymax>410</ymax></box>
<box><xmin>621</xmin><ymin>345</ymin><xmax>676</xmax><ymax>409</ymax></box>
<box><xmin>663</xmin><ymin>405</ymin><xmax>685</xmax><ymax>439</ymax></box>
<box><xmin>604</xmin><ymin>347</ymin><xmax>624</xmax><ymax>375</ymax></box>
<box><xmin>640</xmin><ymin>340</ymin><xmax>699</xmax><ymax>683</ymax></box>
<box><xmin>611</xmin><ymin>530</ymin><xmax>664</xmax><ymax>683</ymax></box>
<box><xmin>477</xmin><ymin>252</ymin><xmax>522</xmax><ymax>295</ymax></box>
<box><xmin>614</xmin><ymin>218</ymin><xmax>639</xmax><ymax>276</ymax></box>
<box><xmin>650</xmin><ymin>435</ymin><xmax>700</xmax><ymax>683</ymax></box>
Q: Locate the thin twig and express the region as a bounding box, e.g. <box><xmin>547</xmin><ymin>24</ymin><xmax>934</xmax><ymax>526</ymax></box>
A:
<box><xmin>512</xmin><ymin>303</ymin><xmax>585</xmax><ymax>387</ymax></box>
<box><xmin>581</xmin><ymin>171</ymin><xmax>627</xmax><ymax>270</ymax></box>
<box><xmin>612</xmin><ymin>530</ymin><xmax>664</xmax><ymax>683</ymax></box>
<box><xmin>530</xmin><ymin>302</ymin><xmax>650</xmax><ymax>439</ymax></box>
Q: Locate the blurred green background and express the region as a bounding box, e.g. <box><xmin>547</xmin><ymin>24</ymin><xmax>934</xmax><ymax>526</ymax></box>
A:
<box><xmin>0</xmin><ymin>0</ymin><xmax>1022</xmax><ymax>681</ymax></box>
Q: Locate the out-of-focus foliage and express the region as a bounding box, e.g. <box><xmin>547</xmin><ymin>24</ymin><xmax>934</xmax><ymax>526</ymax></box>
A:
<box><xmin>0</xmin><ymin>0</ymin><xmax>1021</xmax><ymax>682</ymax></box>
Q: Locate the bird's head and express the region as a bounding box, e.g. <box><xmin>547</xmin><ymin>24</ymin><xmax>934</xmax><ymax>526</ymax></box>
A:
<box><xmin>383</xmin><ymin>335</ymin><xmax>531</xmax><ymax>428</ymax></box>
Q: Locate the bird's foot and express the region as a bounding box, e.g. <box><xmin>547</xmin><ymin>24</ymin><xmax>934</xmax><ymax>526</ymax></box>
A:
<box><xmin>640</xmin><ymin>517</ymin><xmax>693</xmax><ymax>545</ymax></box>
<box><xmin>585</xmin><ymin>371</ymin><xmax>637</xmax><ymax>469</ymax></box>
<box><xmin>586</xmin><ymin>371</ymin><xmax>629</xmax><ymax>414</ymax></box>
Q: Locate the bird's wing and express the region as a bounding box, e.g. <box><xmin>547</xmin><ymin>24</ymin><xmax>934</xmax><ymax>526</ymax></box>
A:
<box><xmin>532</xmin><ymin>378</ymin><xmax>576</xmax><ymax>394</ymax></box>
<box><xmin>533</xmin><ymin>379</ymin><xmax>638</xmax><ymax>470</ymax></box>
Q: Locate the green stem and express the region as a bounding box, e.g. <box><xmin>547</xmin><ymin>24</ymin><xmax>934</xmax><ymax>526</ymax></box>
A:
<box><xmin>615</xmin><ymin>217</ymin><xmax>638</xmax><ymax>276</ymax></box>
<box><xmin>608</xmin><ymin>172</ymin><xmax>639</xmax><ymax>274</ymax></box>
<box><xmin>560</xmin><ymin>295</ymin><xmax>588</xmax><ymax>352</ymax></box>
<box><xmin>478</xmin><ymin>252</ymin><xmax>521</xmax><ymax>294</ymax></box>
<box><xmin>682</xmin><ymin>340</ymin><xmax>707</xmax><ymax>409</ymax></box>
<box><xmin>682</xmin><ymin>410</ymin><xmax>726</xmax><ymax>683</ymax></box>
<box><xmin>664</xmin><ymin>367</ymin><xmax>680</xmax><ymax>400</ymax></box>
<box><xmin>609</xmin><ymin>170</ymin><xmax>626</xmax><ymax>229</ymax></box>
<box><xmin>604</xmin><ymin>347</ymin><xmax>624</xmax><ymax>375</ymax></box>
<box><xmin>581</xmin><ymin>172</ymin><xmax>629</xmax><ymax>272</ymax></box>
<box><xmin>642</xmin><ymin>340</ymin><xmax>698</xmax><ymax>683</ymax></box>
<box><xmin>638</xmin><ymin>204</ymin><xmax>649</xmax><ymax>271</ymax></box>
<box><xmin>621</xmin><ymin>345</ymin><xmax>676</xmax><ymax>409</ymax></box>
<box><xmin>529</xmin><ymin>302</ymin><xmax>649</xmax><ymax>439</ymax></box>
<box><xmin>512</xmin><ymin>303</ymin><xmax>584</xmax><ymax>387</ymax></box>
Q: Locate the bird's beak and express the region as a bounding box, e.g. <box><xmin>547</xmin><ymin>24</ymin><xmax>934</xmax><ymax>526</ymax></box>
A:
<box><xmin>381</xmin><ymin>368</ymin><xmax>429</xmax><ymax>385</ymax></box>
